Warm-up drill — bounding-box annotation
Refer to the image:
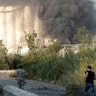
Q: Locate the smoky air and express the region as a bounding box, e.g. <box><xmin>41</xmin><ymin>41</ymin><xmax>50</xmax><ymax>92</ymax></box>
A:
<box><xmin>38</xmin><ymin>0</ymin><xmax>96</xmax><ymax>43</ymax></box>
<box><xmin>0</xmin><ymin>0</ymin><xmax>96</xmax><ymax>53</ymax></box>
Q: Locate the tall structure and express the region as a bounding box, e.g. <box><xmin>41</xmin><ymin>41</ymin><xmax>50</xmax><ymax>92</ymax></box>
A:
<box><xmin>0</xmin><ymin>0</ymin><xmax>40</xmax><ymax>53</ymax></box>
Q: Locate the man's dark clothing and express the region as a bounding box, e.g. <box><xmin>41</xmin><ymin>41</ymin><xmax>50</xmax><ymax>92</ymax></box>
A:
<box><xmin>85</xmin><ymin>71</ymin><xmax>95</xmax><ymax>83</ymax></box>
<box><xmin>84</xmin><ymin>71</ymin><xmax>95</xmax><ymax>96</ymax></box>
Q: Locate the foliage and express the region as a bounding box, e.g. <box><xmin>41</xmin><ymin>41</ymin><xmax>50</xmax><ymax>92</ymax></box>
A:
<box><xmin>21</xmin><ymin>50</ymin><xmax>46</xmax><ymax>79</ymax></box>
<box><xmin>58</xmin><ymin>49</ymin><xmax>81</xmax><ymax>84</ymax></box>
<box><xmin>22</xmin><ymin>41</ymin><xmax>96</xmax><ymax>95</ymax></box>
<box><xmin>21</xmin><ymin>40</ymin><xmax>64</xmax><ymax>81</ymax></box>
<box><xmin>37</xmin><ymin>53</ymin><xmax>64</xmax><ymax>82</ymax></box>
<box><xmin>46</xmin><ymin>41</ymin><xmax>63</xmax><ymax>53</ymax></box>
<box><xmin>9</xmin><ymin>72</ymin><xmax>17</xmax><ymax>78</ymax></box>
<box><xmin>73</xmin><ymin>26</ymin><xmax>92</xmax><ymax>44</ymax></box>
<box><xmin>6</xmin><ymin>54</ymin><xmax>22</xmax><ymax>69</ymax></box>
<box><xmin>65</xmin><ymin>81</ymin><xmax>84</xmax><ymax>96</ymax></box>
<box><xmin>12</xmin><ymin>54</ymin><xmax>22</xmax><ymax>69</ymax></box>
<box><xmin>0</xmin><ymin>40</ymin><xmax>8</xmax><ymax>69</ymax></box>
<box><xmin>16</xmin><ymin>28</ymin><xmax>96</xmax><ymax>95</ymax></box>
<box><xmin>6</xmin><ymin>54</ymin><xmax>14</xmax><ymax>67</ymax></box>
<box><xmin>25</xmin><ymin>30</ymin><xmax>37</xmax><ymax>52</ymax></box>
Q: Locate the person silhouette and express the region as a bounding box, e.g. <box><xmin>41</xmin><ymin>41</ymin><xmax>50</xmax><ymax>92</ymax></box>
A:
<box><xmin>16</xmin><ymin>65</ymin><xmax>27</xmax><ymax>89</ymax></box>
<box><xmin>84</xmin><ymin>65</ymin><xmax>95</xmax><ymax>96</ymax></box>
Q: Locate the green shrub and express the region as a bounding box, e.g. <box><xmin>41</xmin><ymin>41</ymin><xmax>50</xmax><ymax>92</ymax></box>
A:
<box><xmin>65</xmin><ymin>81</ymin><xmax>84</xmax><ymax>96</ymax></box>
<box><xmin>9</xmin><ymin>72</ymin><xmax>17</xmax><ymax>78</ymax></box>
<box><xmin>19</xmin><ymin>39</ymin><xmax>96</xmax><ymax>96</ymax></box>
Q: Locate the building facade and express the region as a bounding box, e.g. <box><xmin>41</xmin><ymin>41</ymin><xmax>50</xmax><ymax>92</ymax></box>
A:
<box><xmin>0</xmin><ymin>0</ymin><xmax>41</xmax><ymax>53</ymax></box>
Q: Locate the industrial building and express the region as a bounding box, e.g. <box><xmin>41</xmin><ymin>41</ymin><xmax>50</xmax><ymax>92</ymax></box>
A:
<box><xmin>0</xmin><ymin>0</ymin><xmax>42</xmax><ymax>54</ymax></box>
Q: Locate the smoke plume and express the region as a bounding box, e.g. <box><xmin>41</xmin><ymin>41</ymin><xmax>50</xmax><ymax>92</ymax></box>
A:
<box><xmin>38</xmin><ymin>0</ymin><xmax>96</xmax><ymax>43</ymax></box>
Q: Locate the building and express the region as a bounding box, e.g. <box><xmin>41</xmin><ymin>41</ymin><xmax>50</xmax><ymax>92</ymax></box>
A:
<box><xmin>0</xmin><ymin>0</ymin><xmax>41</xmax><ymax>53</ymax></box>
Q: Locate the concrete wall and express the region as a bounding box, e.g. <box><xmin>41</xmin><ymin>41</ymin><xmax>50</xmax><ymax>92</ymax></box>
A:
<box><xmin>3</xmin><ymin>85</ymin><xmax>39</xmax><ymax>96</ymax></box>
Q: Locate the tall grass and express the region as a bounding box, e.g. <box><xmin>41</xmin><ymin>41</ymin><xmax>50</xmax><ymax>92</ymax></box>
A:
<box><xmin>20</xmin><ymin>44</ymin><xmax>96</xmax><ymax>96</ymax></box>
<box><xmin>22</xmin><ymin>46</ymin><xmax>96</xmax><ymax>83</ymax></box>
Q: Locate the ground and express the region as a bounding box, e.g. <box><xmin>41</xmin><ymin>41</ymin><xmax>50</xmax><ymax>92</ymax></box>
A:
<box><xmin>0</xmin><ymin>70</ymin><xmax>65</xmax><ymax>96</ymax></box>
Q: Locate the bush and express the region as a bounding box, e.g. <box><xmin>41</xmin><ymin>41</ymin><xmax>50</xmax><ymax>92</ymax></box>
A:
<box><xmin>20</xmin><ymin>39</ymin><xmax>96</xmax><ymax>96</ymax></box>
<box><xmin>65</xmin><ymin>81</ymin><xmax>84</xmax><ymax>96</ymax></box>
<box><xmin>9</xmin><ymin>72</ymin><xmax>17</xmax><ymax>78</ymax></box>
<box><xmin>0</xmin><ymin>40</ymin><xmax>8</xmax><ymax>69</ymax></box>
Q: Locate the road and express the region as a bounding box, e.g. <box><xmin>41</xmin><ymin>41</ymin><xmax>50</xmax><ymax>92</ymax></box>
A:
<box><xmin>27</xmin><ymin>89</ymin><xmax>64</xmax><ymax>96</ymax></box>
<box><xmin>0</xmin><ymin>79</ymin><xmax>65</xmax><ymax>96</ymax></box>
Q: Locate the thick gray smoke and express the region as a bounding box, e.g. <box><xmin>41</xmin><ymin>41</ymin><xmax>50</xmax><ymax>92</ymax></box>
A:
<box><xmin>38</xmin><ymin>0</ymin><xmax>96</xmax><ymax>43</ymax></box>
<box><xmin>0</xmin><ymin>0</ymin><xmax>96</xmax><ymax>44</ymax></box>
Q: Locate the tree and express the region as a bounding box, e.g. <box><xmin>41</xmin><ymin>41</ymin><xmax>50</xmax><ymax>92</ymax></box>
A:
<box><xmin>73</xmin><ymin>26</ymin><xmax>93</xmax><ymax>55</ymax></box>
<box><xmin>0</xmin><ymin>40</ymin><xmax>8</xmax><ymax>69</ymax></box>
<box><xmin>46</xmin><ymin>41</ymin><xmax>63</xmax><ymax>53</ymax></box>
<box><xmin>25</xmin><ymin>30</ymin><xmax>37</xmax><ymax>52</ymax></box>
<box><xmin>73</xmin><ymin>26</ymin><xmax>92</xmax><ymax>44</ymax></box>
